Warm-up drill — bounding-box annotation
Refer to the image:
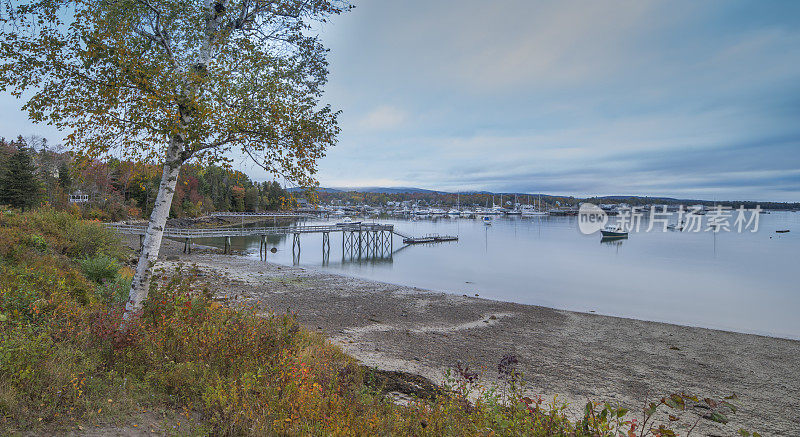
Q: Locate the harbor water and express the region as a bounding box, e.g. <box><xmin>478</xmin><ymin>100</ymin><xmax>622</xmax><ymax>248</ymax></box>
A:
<box><xmin>192</xmin><ymin>211</ymin><xmax>800</xmax><ymax>340</ymax></box>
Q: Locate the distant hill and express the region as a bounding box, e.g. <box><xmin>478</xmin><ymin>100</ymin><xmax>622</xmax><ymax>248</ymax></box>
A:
<box><xmin>329</xmin><ymin>186</ymin><xmax>447</xmax><ymax>194</ymax></box>
<box><xmin>284</xmin><ymin>186</ymin><xmax>798</xmax><ymax>208</ymax></box>
<box><xmin>592</xmin><ymin>195</ymin><xmax>681</xmax><ymax>202</ymax></box>
<box><xmin>296</xmin><ymin>187</ymin><xmax>684</xmax><ymax>200</ymax></box>
<box><xmin>286</xmin><ymin>187</ymin><xmax>343</xmax><ymax>193</ymax></box>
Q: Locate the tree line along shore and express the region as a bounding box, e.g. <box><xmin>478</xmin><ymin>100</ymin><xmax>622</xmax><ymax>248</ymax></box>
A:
<box><xmin>0</xmin><ymin>136</ymin><xmax>293</xmax><ymax>222</ymax></box>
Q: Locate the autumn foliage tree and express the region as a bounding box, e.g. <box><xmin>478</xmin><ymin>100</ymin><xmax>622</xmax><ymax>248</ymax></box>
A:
<box><xmin>0</xmin><ymin>0</ymin><xmax>348</xmax><ymax>321</ymax></box>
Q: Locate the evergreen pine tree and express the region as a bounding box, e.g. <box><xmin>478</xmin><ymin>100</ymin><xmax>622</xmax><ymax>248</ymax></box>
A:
<box><xmin>0</xmin><ymin>149</ymin><xmax>40</xmax><ymax>211</ymax></box>
<box><xmin>58</xmin><ymin>161</ymin><xmax>72</xmax><ymax>191</ymax></box>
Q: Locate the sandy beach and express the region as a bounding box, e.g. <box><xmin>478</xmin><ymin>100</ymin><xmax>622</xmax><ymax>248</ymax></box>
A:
<box><xmin>130</xmin><ymin>236</ymin><xmax>800</xmax><ymax>436</ymax></box>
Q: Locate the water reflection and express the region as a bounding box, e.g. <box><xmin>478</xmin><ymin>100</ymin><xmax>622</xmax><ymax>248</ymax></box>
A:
<box><xmin>600</xmin><ymin>236</ymin><xmax>626</xmax><ymax>246</ymax></box>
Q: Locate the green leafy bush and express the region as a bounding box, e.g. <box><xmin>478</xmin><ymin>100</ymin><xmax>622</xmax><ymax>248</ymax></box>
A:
<box><xmin>95</xmin><ymin>272</ymin><xmax>132</xmax><ymax>305</ymax></box>
<box><xmin>0</xmin><ymin>206</ymin><xmax>126</xmax><ymax>261</ymax></box>
<box><xmin>79</xmin><ymin>255</ymin><xmax>120</xmax><ymax>284</ymax></box>
<box><xmin>22</xmin><ymin>233</ymin><xmax>47</xmax><ymax>253</ymax></box>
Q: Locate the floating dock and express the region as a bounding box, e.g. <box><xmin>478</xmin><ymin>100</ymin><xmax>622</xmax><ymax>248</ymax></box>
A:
<box><xmin>401</xmin><ymin>234</ymin><xmax>459</xmax><ymax>244</ymax></box>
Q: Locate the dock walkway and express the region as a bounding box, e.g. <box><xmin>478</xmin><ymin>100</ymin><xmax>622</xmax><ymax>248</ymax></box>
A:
<box><xmin>109</xmin><ymin>223</ymin><xmax>393</xmax><ymax>239</ymax></box>
<box><xmin>108</xmin><ymin>223</ymin><xmax>458</xmax><ymax>258</ymax></box>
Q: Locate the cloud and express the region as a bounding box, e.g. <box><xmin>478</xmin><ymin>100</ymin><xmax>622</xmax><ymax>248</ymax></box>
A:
<box><xmin>304</xmin><ymin>0</ymin><xmax>800</xmax><ymax>201</ymax></box>
<box><xmin>3</xmin><ymin>1</ymin><xmax>799</xmax><ymax>201</ymax></box>
<box><xmin>356</xmin><ymin>105</ymin><xmax>407</xmax><ymax>131</ymax></box>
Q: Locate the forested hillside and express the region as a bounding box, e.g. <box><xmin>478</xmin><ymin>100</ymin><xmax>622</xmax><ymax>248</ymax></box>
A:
<box><xmin>0</xmin><ymin>136</ymin><xmax>289</xmax><ymax>220</ymax></box>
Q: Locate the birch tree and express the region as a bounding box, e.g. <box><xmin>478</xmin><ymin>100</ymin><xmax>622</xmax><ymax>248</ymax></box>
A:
<box><xmin>0</xmin><ymin>0</ymin><xmax>349</xmax><ymax>321</ymax></box>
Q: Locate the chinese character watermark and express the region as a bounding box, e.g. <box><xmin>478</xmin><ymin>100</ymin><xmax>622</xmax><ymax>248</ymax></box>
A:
<box><xmin>577</xmin><ymin>203</ymin><xmax>761</xmax><ymax>235</ymax></box>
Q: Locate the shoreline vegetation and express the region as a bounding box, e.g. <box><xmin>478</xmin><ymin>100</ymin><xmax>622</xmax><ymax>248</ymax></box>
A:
<box><xmin>1</xmin><ymin>210</ymin><xmax>793</xmax><ymax>435</ymax></box>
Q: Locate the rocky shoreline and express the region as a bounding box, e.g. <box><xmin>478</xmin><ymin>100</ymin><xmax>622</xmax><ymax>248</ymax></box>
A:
<box><xmin>127</xmin><ymin>235</ymin><xmax>800</xmax><ymax>435</ymax></box>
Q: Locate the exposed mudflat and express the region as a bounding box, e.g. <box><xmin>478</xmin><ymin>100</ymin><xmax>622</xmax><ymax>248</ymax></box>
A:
<box><xmin>126</xmin><ymin>235</ymin><xmax>800</xmax><ymax>435</ymax></box>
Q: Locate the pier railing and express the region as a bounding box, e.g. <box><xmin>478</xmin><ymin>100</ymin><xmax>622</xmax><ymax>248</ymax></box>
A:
<box><xmin>108</xmin><ymin>222</ymin><xmax>456</xmax><ymax>257</ymax></box>
<box><xmin>108</xmin><ymin>223</ymin><xmax>395</xmax><ymax>238</ymax></box>
<box><xmin>206</xmin><ymin>212</ymin><xmax>311</xmax><ymax>218</ymax></box>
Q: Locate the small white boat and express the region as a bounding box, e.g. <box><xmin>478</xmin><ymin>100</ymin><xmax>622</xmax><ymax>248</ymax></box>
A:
<box><xmin>336</xmin><ymin>217</ymin><xmax>361</xmax><ymax>226</ymax></box>
<box><xmin>448</xmin><ymin>208</ymin><xmax>461</xmax><ymax>216</ymax></box>
<box><xmin>520</xmin><ymin>195</ymin><xmax>548</xmax><ymax>216</ymax></box>
<box><xmin>482</xmin><ymin>216</ymin><xmax>493</xmax><ymax>225</ymax></box>
<box><xmin>667</xmin><ymin>220</ymin><xmax>685</xmax><ymax>231</ymax></box>
<box><xmin>600</xmin><ymin>224</ymin><xmax>628</xmax><ymax>239</ymax></box>
<box><xmin>521</xmin><ymin>206</ymin><xmax>548</xmax><ymax>216</ymax></box>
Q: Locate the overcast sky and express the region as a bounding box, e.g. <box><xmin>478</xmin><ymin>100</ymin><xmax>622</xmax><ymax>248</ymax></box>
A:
<box><xmin>2</xmin><ymin>1</ymin><xmax>799</xmax><ymax>201</ymax></box>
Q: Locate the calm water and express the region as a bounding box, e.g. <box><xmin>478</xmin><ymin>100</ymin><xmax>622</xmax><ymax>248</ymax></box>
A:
<box><xmin>192</xmin><ymin>212</ymin><xmax>800</xmax><ymax>340</ymax></box>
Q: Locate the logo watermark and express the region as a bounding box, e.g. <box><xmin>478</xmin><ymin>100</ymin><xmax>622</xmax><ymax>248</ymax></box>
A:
<box><xmin>578</xmin><ymin>203</ymin><xmax>608</xmax><ymax>234</ymax></box>
<box><xmin>578</xmin><ymin>203</ymin><xmax>762</xmax><ymax>235</ymax></box>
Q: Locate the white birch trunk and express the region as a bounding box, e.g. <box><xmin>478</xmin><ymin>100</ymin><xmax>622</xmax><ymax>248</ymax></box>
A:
<box><xmin>121</xmin><ymin>1</ymin><xmax>215</xmax><ymax>324</ymax></box>
<box><xmin>123</xmin><ymin>140</ymin><xmax>183</xmax><ymax>322</ymax></box>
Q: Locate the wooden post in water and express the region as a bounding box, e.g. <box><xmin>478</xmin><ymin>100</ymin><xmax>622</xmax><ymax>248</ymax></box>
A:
<box><xmin>292</xmin><ymin>233</ymin><xmax>301</xmax><ymax>265</ymax></box>
<box><xmin>292</xmin><ymin>233</ymin><xmax>300</xmax><ymax>253</ymax></box>
<box><xmin>322</xmin><ymin>231</ymin><xmax>330</xmax><ymax>265</ymax></box>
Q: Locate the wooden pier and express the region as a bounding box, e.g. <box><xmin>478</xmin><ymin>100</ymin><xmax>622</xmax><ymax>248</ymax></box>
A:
<box><xmin>108</xmin><ymin>223</ymin><xmax>457</xmax><ymax>259</ymax></box>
